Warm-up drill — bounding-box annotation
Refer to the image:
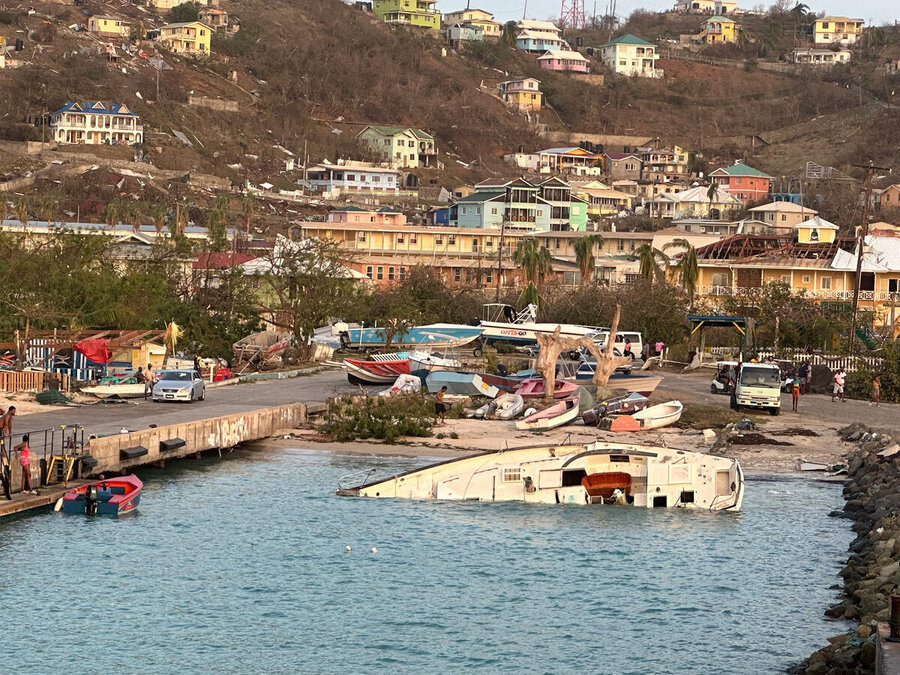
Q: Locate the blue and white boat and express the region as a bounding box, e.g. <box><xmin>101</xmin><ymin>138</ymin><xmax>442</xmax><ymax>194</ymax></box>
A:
<box><xmin>425</xmin><ymin>372</ymin><xmax>500</xmax><ymax>398</ymax></box>
<box><xmin>478</xmin><ymin>303</ymin><xmax>603</xmax><ymax>345</ymax></box>
<box><xmin>338</xmin><ymin>324</ymin><xmax>483</xmax><ymax>350</ymax></box>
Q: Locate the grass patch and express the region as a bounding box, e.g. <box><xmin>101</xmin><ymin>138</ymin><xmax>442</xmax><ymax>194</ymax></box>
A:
<box><xmin>678</xmin><ymin>404</ymin><xmax>766</xmax><ymax>430</ymax></box>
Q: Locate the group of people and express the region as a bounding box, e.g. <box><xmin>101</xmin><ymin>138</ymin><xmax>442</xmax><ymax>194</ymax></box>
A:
<box><xmin>789</xmin><ymin>362</ymin><xmax>882</xmax><ymax>411</ymax></box>
<box><xmin>0</xmin><ymin>405</ymin><xmax>34</xmax><ymax>500</ymax></box>
<box><xmin>134</xmin><ymin>363</ymin><xmax>157</xmax><ymax>399</ymax></box>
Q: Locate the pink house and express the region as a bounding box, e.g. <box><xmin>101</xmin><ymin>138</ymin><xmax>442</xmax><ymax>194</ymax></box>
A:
<box><xmin>327</xmin><ymin>206</ymin><xmax>407</xmax><ymax>227</ymax></box>
<box><xmin>537</xmin><ymin>49</ymin><xmax>590</xmax><ymax>73</ymax></box>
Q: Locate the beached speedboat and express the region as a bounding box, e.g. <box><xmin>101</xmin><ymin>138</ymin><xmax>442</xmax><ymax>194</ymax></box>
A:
<box><xmin>515</xmin><ymin>396</ymin><xmax>580</xmax><ymax>430</ymax></box>
<box><xmin>518</xmin><ymin>377</ymin><xmax>579</xmax><ymax>400</ymax></box>
<box><xmin>338</xmin><ymin>324</ymin><xmax>483</xmax><ymax>350</ymax></box>
<box><xmin>473</xmin><ymin>393</ymin><xmax>524</xmax><ymax>420</ymax></box>
<box><xmin>61</xmin><ymin>475</ymin><xmax>143</xmax><ymax>516</ymax></box>
<box><xmin>582</xmin><ymin>392</ymin><xmax>650</xmax><ymax>426</ymax></box>
<box><xmin>478</xmin><ymin>303</ymin><xmax>602</xmax><ymax>345</ymax></box>
<box><xmin>602</xmin><ymin>400</ymin><xmax>683</xmax><ymax>431</ymax></box>
<box><xmin>338</xmin><ymin>441</ymin><xmax>743</xmax><ymax>511</ymax></box>
<box><xmin>342</xmin><ymin>356</ymin><xmax>411</xmax><ymax>385</ymax></box>
<box><xmin>425</xmin><ymin>372</ymin><xmax>499</xmax><ymax>398</ymax></box>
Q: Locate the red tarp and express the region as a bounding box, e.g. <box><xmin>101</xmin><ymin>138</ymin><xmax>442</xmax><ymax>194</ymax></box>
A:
<box><xmin>74</xmin><ymin>339</ymin><xmax>111</xmax><ymax>364</ymax></box>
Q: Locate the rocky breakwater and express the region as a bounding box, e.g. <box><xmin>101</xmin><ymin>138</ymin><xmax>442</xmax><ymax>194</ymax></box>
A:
<box><xmin>797</xmin><ymin>422</ymin><xmax>900</xmax><ymax>674</ymax></box>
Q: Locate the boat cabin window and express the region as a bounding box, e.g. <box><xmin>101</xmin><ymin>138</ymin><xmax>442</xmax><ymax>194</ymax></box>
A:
<box><xmin>609</xmin><ymin>454</ymin><xmax>630</xmax><ymax>463</ymax></box>
<box><xmin>653</xmin><ymin>496</ymin><xmax>668</xmax><ymax>508</ymax></box>
<box><xmin>561</xmin><ymin>469</ymin><xmax>587</xmax><ymax>487</ymax></box>
<box><xmin>680</xmin><ymin>490</ymin><xmax>695</xmax><ymax>504</ymax></box>
<box><xmin>502</xmin><ymin>468</ymin><xmax>522</xmax><ymax>483</ymax></box>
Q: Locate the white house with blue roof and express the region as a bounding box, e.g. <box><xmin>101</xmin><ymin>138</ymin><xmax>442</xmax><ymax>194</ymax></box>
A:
<box><xmin>50</xmin><ymin>101</ymin><xmax>143</xmax><ymax>145</ymax></box>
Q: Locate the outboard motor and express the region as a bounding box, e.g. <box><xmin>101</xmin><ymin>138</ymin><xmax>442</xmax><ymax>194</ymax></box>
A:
<box><xmin>84</xmin><ymin>484</ymin><xmax>99</xmax><ymax>515</ymax></box>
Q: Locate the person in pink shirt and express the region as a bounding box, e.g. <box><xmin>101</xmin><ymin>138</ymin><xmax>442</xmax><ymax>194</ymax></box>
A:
<box><xmin>14</xmin><ymin>434</ymin><xmax>36</xmax><ymax>495</ymax></box>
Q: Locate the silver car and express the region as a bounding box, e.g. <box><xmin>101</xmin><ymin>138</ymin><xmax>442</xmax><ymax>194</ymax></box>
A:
<box><xmin>152</xmin><ymin>369</ymin><xmax>206</xmax><ymax>403</ymax></box>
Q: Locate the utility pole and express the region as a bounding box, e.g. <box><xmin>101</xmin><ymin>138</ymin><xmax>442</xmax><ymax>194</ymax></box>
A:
<box><xmin>495</xmin><ymin>219</ymin><xmax>506</xmax><ymax>302</ymax></box>
<box><xmin>848</xmin><ymin>161</ymin><xmax>892</xmax><ymax>355</ymax></box>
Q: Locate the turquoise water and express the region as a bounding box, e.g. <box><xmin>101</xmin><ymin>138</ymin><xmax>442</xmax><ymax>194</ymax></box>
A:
<box><xmin>0</xmin><ymin>447</ymin><xmax>850</xmax><ymax>673</ymax></box>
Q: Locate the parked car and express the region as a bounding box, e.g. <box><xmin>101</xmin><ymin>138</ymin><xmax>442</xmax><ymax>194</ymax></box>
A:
<box><xmin>152</xmin><ymin>369</ymin><xmax>206</xmax><ymax>403</ymax></box>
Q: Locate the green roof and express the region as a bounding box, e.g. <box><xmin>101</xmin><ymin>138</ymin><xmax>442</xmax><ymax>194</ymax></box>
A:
<box><xmin>711</xmin><ymin>163</ymin><xmax>772</xmax><ymax>179</ymax></box>
<box><xmin>706</xmin><ymin>15</ymin><xmax>734</xmax><ymax>22</ymax></box>
<box><xmin>455</xmin><ymin>190</ymin><xmax>506</xmax><ymax>204</ymax></box>
<box><xmin>364</xmin><ymin>125</ymin><xmax>433</xmax><ymax>141</ymax></box>
<box><xmin>601</xmin><ymin>33</ymin><xmax>654</xmax><ymax>47</ymax></box>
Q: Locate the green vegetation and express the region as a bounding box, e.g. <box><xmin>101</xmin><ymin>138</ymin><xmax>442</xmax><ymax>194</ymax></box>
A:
<box><xmin>678</xmin><ymin>405</ymin><xmax>763</xmax><ymax>430</ymax></box>
<box><xmin>168</xmin><ymin>2</ymin><xmax>199</xmax><ymax>23</ymax></box>
<box><xmin>324</xmin><ymin>394</ymin><xmax>434</xmax><ymax>443</ymax></box>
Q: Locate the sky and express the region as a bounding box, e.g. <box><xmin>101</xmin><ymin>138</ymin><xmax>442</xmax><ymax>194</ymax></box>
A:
<box><xmin>436</xmin><ymin>1</ymin><xmax>897</xmax><ymax>26</ymax></box>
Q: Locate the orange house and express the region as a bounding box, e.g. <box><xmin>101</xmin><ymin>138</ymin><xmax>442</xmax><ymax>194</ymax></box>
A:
<box><xmin>709</xmin><ymin>161</ymin><xmax>772</xmax><ymax>205</ymax></box>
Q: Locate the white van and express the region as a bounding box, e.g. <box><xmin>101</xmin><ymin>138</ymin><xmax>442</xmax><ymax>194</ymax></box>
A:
<box><xmin>593</xmin><ymin>331</ymin><xmax>644</xmax><ymax>361</ymax></box>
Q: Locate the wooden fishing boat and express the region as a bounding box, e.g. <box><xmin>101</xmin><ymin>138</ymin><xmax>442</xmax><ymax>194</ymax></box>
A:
<box><xmin>342</xmin><ymin>356</ymin><xmax>411</xmax><ymax>385</ymax></box>
<box><xmin>515</xmin><ymin>397</ymin><xmax>580</xmax><ymax>431</ymax></box>
<box><xmin>604</xmin><ymin>400</ymin><xmax>683</xmax><ymax>432</ymax></box>
<box><xmin>61</xmin><ymin>475</ymin><xmax>143</xmax><ymax>516</ymax></box>
<box><xmin>338</xmin><ymin>441</ymin><xmax>744</xmax><ymax>511</ymax></box>
<box><xmin>518</xmin><ymin>377</ymin><xmax>579</xmax><ymax>400</ymax></box>
<box><xmin>582</xmin><ymin>392</ymin><xmax>650</xmax><ymax>426</ymax></box>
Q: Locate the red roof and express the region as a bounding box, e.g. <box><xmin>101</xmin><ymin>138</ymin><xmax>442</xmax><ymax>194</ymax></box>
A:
<box><xmin>192</xmin><ymin>252</ymin><xmax>257</xmax><ymax>270</ymax></box>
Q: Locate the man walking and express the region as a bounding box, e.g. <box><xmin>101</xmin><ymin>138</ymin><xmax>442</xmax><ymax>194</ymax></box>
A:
<box><xmin>832</xmin><ymin>368</ymin><xmax>846</xmax><ymax>403</ymax></box>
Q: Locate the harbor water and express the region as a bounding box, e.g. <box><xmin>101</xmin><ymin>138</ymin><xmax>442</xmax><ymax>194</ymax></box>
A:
<box><xmin>0</xmin><ymin>446</ymin><xmax>851</xmax><ymax>673</ymax></box>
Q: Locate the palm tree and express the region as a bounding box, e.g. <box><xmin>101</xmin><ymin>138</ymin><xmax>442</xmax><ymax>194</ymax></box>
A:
<box><xmin>636</xmin><ymin>243</ymin><xmax>668</xmax><ymax>284</ymax></box>
<box><xmin>514</xmin><ymin>238</ymin><xmax>553</xmax><ymax>306</ymax></box>
<box><xmin>151</xmin><ymin>203</ymin><xmax>167</xmax><ymax>233</ymax></box>
<box><xmin>573</xmin><ymin>234</ymin><xmax>604</xmax><ymax>286</ymax></box>
<box><xmin>105</xmin><ymin>199</ymin><xmax>120</xmax><ymax>229</ymax></box>
<box><xmin>14</xmin><ymin>195</ymin><xmax>30</xmax><ymax>225</ymax></box>
<box><xmin>0</xmin><ymin>191</ymin><xmax>7</xmax><ymax>225</ymax></box>
<box><xmin>241</xmin><ymin>193</ymin><xmax>255</xmax><ymax>236</ymax></box>
<box><xmin>127</xmin><ymin>200</ymin><xmax>144</xmax><ymax>232</ymax></box>
<box><xmin>663</xmin><ymin>238</ymin><xmax>700</xmax><ymax>304</ymax></box>
<box><xmin>706</xmin><ymin>181</ymin><xmax>720</xmax><ymax>214</ymax></box>
<box><xmin>735</xmin><ymin>26</ymin><xmax>750</xmax><ymax>50</ymax></box>
<box><xmin>789</xmin><ymin>3</ymin><xmax>809</xmax><ymax>42</ymax></box>
<box><xmin>39</xmin><ymin>193</ymin><xmax>56</xmax><ymax>224</ymax></box>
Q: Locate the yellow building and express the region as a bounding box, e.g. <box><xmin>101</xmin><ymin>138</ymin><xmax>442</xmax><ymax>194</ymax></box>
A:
<box><xmin>700</xmin><ymin>15</ymin><xmax>737</xmax><ymax>44</ymax></box>
<box><xmin>443</xmin><ymin>8</ymin><xmax>501</xmax><ymax>38</ymax></box>
<box><xmin>814</xmin><ymin>16</ymin><xmax>863</xmax><ymax>46</ymax></box>
<box><xmin>88</xmin><ymin>15</ymin><xmax>132</xmax><ymax>38</ymax></box>
<box><xmin>747</xmin><ymin>201</ymin><xmax>820</xmax><ymax>230</ymax></box>
<box><xmin>159</xmin><ymin>21</ymin><xmax>212</xmax><ymax>55</ymax></box>
<box><xmin>373</xmin><ymin>0</ymin><xmax>441</xmax><ymax>31</ymax></box>
<box><xmin>498</xmin><ymin>78</ymin><xmax>542</xmax><ymax>113</ymax></box>
<box><xmin>573</xmin><ymin>181</ymin><xmax>634</xmax><ymax>216</ymax></box>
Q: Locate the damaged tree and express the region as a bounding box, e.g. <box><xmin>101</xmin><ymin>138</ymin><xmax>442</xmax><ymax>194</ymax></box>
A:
<box><xmin>535</xmin><ymin>303</ymin><xmax>631</xmax><ymax>396</ymax></box>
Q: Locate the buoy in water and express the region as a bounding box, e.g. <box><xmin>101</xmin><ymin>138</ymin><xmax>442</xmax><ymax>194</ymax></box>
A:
<box><xmin>345</xmin><ymin>545</ymin><xmax>352</xmax><ymax>552</ymax></box>
<box><xmin>370</xmin><ymin>547</ymin><xmax>378</xmax><ymax>554</ymax></box>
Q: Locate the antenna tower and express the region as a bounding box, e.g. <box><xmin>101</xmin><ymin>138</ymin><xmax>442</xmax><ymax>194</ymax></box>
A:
<box><xmin>560</xmin><ymin>0</ymin><xmax>586</xmax><ymax>29</ymax></box>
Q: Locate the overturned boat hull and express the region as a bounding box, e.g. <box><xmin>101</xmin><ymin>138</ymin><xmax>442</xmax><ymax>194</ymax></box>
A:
<box><xmin>338</xmin><ymin>442</ymin><xmax>743</xmax><ymax>511</ymax></box>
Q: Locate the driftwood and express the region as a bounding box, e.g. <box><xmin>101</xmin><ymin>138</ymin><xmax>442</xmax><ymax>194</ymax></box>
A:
<box><xmin>535</xmin><ymin>304</ymin><xmax>631</xmax><ymax>397</ymax></box>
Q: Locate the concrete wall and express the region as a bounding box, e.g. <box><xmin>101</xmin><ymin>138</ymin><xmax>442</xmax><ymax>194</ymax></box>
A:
<box><xmin>85</xmin><ymin>403</ymin><xmax>308</xmax><ymax>473</ymax></box>
<box><xmin>188</xmin><ymin>95</ymin><xmax>241</xmax><ymax>113</ymax></box>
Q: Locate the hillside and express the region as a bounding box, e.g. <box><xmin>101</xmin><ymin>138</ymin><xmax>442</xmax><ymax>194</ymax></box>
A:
<box><xmin>0</xmin><ymin>0</ymin><xmax>897</xmax><ymax>211</ymax></box>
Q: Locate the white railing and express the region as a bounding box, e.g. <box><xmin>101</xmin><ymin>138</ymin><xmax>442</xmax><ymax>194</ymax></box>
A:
<box><xmin>700</xmin><ymin>287</ymin><xmax>896</xmax><ymax>303</ymax></box>
<box><xmin>706</xmin><ymin>346</ymin><xmax>884</xmax><ymax>374</ymax></box>
<box><xmin>700</xmin><ymin>285</ymin><xmax>733</xmax><ymax>296</ymax></box>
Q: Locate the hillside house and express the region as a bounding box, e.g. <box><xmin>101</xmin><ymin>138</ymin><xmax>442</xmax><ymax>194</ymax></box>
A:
<box><xmin>790</xmin><ymin>47</ymin><xmax>851</xmax><ymax>65</ymax></box>
<box><xmin>498</xmin><ymin>78</ymin><xmax>542</xmax><ymax>113</ymax></box>
<box><xmin>357</xmin><ymin>125</ymin><xmax>437</xmax><ymax>169</ymax></box>
<box><xmin>445</xmin><ymin>23</ymin><xmax>483</xmax><ymax>46</ymax></box>
<box><xmin>710</xmin><ymin>161</ymin><xmax>772</xmax><ymax>204</ymax></box>
<box><xmin>537</xmin><ymin>49</ymin><xmax>590</xmax><ymax>73</ymax></box>
<box><xmin>373</xmin><ymin>0</ymin><xmax>440</xmax><ymax>30</ymax></box>
<box><xmin>306</xmin><ymin>161</ymin><xmax>401</xmax><ymax>195</ymax></box>
<box><xmin>151</xmin><ymin>0</ymin><xmax>215</xmax><ymax>9</ymax></box>
<box><xmin>453</xmin><ymin>177</ymin><xmax>587</xmax><ymax>232</ymax></box>
<box><xmin>674</xmin><ymin>0</ymin><xmax>737</xmax><ymax>14</ymax></box>
<box><xmin>516</xmin><ymin>20</ymin><xmax>567</xmax><ymax>53</ymax></box>
<box><xmin>604</xmin><ymin>153</ymin><xmax>642</xmax><ymax>180</ymax></box>
<box><xmin>326</xmin><ymin>206</ymin><xmax>407</xmax><ymax>226</ymax></box>
<box><xmin>88</xmin><ymin>15</ymin><xmax>131</xmax><ymax>38</ymax></box>
<box><xmin>647</xmin><ymin>185</ymin><xmax>743</xmax><ymax>219</ymax></box>
<box><xmin>879</xmin><ymin>185</ymin><xmax>900</xmax><ymax>212</ymax></box>
<box><xmin>639</xmin><ymin>146</ymin><xmax>690</xmax><ymax>182</ymax></box>
<box><xmin>0</xmin><ymin>37</ymin><xmax>5</xmax><ymax>69</ymax></box>
<box><xmin>699</xmin><ymin>16</ymin><xmax>737</xmax><ymax>44</ymax></box>
<box><xmin>599</xmin><ymin>34</ymin><xmax>660</xmax><ymax>77</ymax></box>
<box><xmin>443</xmin><ymin>8</ymin><xmax>500</xmax><ymax>39</ymax></box>
<box><xmin>573</xmin><ymin>181</ymin><xmax>634</xmax><ymax>215</ymax></box>
<box><xmin>159</xmin><ymin>22</ymin><xmax>212</xmax><ymax>55</ymax></box>
<box><xmin>747</xmin><ymin>201</ymin><xmax>819</xmax><ymax>229</ymax></box>
<box><xmin>50</xmin><ymin>101</ymin><xmax>143</xmax><ymax>145</ymax></box>
<box><xmin>538</xmin><ymin>147</ymin><xmax>604</xmax><ymax>176</ymax></box>
<box><xmin>199</xmin><ymin>8</ymin><xmax>230</xmax><ymax>31</ymax></box>
<box><xmin>814</xmin><ymin>17</ymin><xmax>863</xmax><ymax>46</ymax></box>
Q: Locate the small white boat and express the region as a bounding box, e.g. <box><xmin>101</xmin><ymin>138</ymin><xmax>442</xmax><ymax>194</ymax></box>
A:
<box><xmin>338</xmin><ymin>441</ymin><xmax>744</xmax><ymax>511</ymax></box>
<box><xmin>426</xmin><ymin>372</ymin><xmax>499</xmax><ymax>398</ymax></box>
<box><xmin>377</xmin><ymin>374</ymin><xmax>422</xmax><ymax>397</ymax></box>
<box><xmin>473</xmin><ymin>393</ymin><xmax>525</xmax><ymax>420</ymax></box>
<box><xmin>82</xmin><ymin>382</ymin><xmax>147</xmax><ymax>399</ymax></box>
<box><xmin>515</xmin><ymin>397</ymin><xmax>580</xmax><ymax>431</ymax></box>
<box><xmin>631</xmin><ymin>400</ymin><xmax>683</xmax><ymax>430</ymax></box>
<box><xmin>408</xmin><ymin>351</ymin><xmax>461</xmax><ymax>373</ymax></box>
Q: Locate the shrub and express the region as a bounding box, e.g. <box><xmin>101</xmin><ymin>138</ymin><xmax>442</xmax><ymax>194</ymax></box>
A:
<box><xmin>324</xmin><ymin>393</ymin><xmax>434</xmax><ymax>443</ymax></box>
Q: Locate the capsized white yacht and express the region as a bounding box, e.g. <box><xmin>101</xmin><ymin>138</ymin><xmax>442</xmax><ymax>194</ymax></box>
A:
<box><xmin>337</xmin><ymin>442</ymin><xmax>744</xmax><ymax>511</ymax></box>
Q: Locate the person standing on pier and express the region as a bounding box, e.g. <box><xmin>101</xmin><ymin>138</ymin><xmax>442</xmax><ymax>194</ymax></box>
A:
<box><xmin>0</xmin><ymin>406</ymin><xmax>15</xmax><ymax>500</ymax></box>
<box><xmin>135</xmin><ymin>367</ymin><xmax>149</xmax><ymax>399</ymax></box>
<box><xmin>13</xmin><ymin>434</ymin><xmax>36</xmax><ymax>495</ymax></box>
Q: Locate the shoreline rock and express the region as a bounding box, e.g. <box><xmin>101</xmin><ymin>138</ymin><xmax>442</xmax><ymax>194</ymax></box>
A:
<box><xmin>795</xmin><ymin>422</ymin><xmax>899</xmax><ymax>674</ymax></box>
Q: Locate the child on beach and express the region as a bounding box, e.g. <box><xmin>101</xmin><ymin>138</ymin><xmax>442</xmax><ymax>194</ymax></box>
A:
<box><xmin>792</xmin><ymin>376</ymin><xmax>800</xmax><ymax>413</ymax></box>
<box><xmin>435</xmin><ymin>386</ymin><xmax>449</xmax><ymax>425</ymax></box>
<box><xmin>871</xmin><ymin>376</ymin><xmax>881</xmax><ymax>407</ymax></box>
